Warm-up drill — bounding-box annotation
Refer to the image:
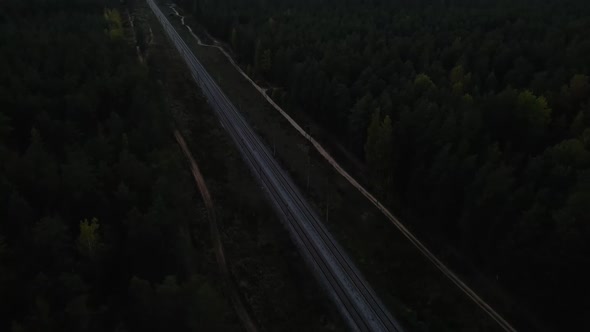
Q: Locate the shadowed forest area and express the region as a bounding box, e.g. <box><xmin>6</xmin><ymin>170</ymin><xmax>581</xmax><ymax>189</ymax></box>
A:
<box><xmin>174</xmin><ymin>0</ymin><xmax>590</xmax><ymax>330</ymax></box>
<box><xmin>0</xmin><ymin>1</ymin><xmax>238</xmax><ymax>331</ymax></box>
<box><xmin>2</xmin><ymin>0</ymin><xmax>590</xmax><ymax>330</ymax></box>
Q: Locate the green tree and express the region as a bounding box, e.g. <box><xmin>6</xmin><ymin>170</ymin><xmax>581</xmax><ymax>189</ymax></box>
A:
<box><xmin>77</xmin><ymin>218</ymin><xmax>101</xmax><ymax>259</ymax></box>
<box><xmin>104</xmin><ymin>8</ymin><xmax>124</xmax><ymax>40</ymax></box>
<box><xmin>414</xmin><ymin>73</ymin><xmax>435</xmax><ymax>93</ymax></box>
<box><xmin>516</xmin><ymin>90</ymin><xmax>552</xmax><ymax>141</ymax></box>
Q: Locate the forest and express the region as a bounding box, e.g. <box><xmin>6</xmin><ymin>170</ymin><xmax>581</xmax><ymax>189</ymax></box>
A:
<box><xmin>174</xmin><ymin>0</ymin><xmax>590</xmax><ymax>330</ymax></box>
<box><xmin>0</xmin><ymin>0</ymin><xmax>237</xmax><ymax>331</ymax></box>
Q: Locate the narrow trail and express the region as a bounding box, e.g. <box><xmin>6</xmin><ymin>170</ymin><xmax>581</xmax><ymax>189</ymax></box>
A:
<box><xmin>168</xmin><ymin>4</ymin><xmax>517</xmax><ymax>332</ymax></box>
<box><xmin>174</xmin><ymin>130</ymin><xmax>259</xmax><ymax>332</ymax></box>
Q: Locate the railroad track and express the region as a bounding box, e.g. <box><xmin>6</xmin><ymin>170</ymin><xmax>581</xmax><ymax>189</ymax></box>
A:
<box><xmin>147</xmin><ymin>0</ymin><xmax>404</xmax><ymax>330</ymax></box>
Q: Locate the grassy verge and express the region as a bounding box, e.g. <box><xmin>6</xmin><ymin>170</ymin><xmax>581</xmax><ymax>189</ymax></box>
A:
<box><xmin>136</xmin><ymin>2</ymin><xmax>343</xmax><ymax>331</ymax></box>
<box><xmin>154</xmin><ymin>2</ymin><xmax>519</xmax><ymax>331</ymax></box>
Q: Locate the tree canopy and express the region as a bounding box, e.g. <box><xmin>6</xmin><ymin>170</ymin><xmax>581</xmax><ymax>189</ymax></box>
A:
<box><xmin>0</xmin><ymin>1</ymin><xmax>234</xmax><ymax>331</ymax></box>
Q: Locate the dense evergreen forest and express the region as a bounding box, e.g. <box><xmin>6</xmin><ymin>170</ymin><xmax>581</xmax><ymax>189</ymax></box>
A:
<box><xmin>0</xmin><ymin>0</ymin><xmax>236</xmax><ymax>331</ymax></box>
<box><xmin>175</xmin><ymin>0</ymin><xmax>590</xmax><ymax>329</ymax></box>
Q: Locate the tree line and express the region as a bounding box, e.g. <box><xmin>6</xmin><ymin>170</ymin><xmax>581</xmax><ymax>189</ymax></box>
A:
<box><xmin>0</xmin><ymin>1</ymin><xmax>236</xmax><ymax>331</ymax></box>
<box><xmin>175</xmin><ymin>0</ymin><xmax>590</xmax><ymax>329</ymax></box>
